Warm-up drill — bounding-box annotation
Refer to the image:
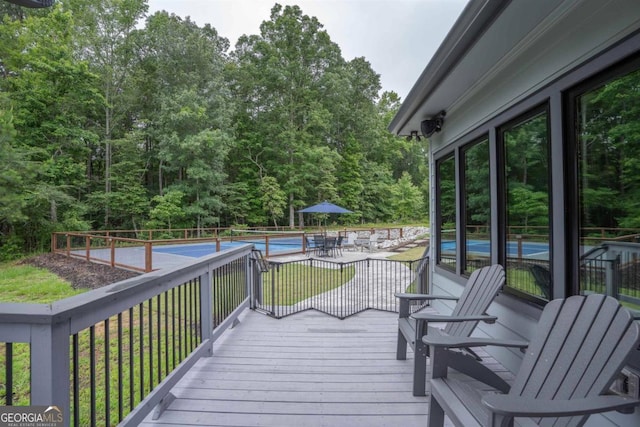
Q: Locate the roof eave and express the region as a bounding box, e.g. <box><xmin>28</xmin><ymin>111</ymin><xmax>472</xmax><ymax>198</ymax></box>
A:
<box><xmin>388</xmin><ymin>0</ymin><xmax>510</xmax><ymax>136</ymax></box>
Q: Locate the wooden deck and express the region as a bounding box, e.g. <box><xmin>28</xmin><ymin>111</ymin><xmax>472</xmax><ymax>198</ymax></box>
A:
<box><xmin>140</xmin><ymin>308</ymin><xmax>511</xmax><ymax>427</ymax></box>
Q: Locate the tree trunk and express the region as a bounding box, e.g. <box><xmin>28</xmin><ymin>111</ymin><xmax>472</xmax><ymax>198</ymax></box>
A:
<box><xmin>289</xmin><ymin>193</ymin><xmax>295</xmax><ymax>229</ymax></box>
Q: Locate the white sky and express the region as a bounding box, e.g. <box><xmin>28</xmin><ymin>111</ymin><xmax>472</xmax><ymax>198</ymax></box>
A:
<box><xmin>146</xmin><ymin>0</ymin><xmax>468</xmax><ymax>100</ymax></box>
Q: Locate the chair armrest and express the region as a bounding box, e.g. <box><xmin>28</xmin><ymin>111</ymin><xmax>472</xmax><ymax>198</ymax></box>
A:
<box><xmin>411</xmin><ymin>313</ymin><xmax>497</xmax><ymax>324</ymax></box>
<box><xmin>422</xmin><ymin>335</ymin><xmax>528</xmax><ymax>350</ymax></box>
<box><xmin>482</xmin><ymin>394</ymin><xmax>640</xmax><ymax>418</ymax></box>
<box><xmin>394</xmin><ymin>293</ymin><xmax>460</xmax><ymax>302</ymax></box>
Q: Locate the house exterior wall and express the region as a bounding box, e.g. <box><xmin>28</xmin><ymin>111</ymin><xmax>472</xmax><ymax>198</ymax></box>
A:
<box><xmin>416</xmin><ymin>1</ymin><xmax>640</xmax><ymax>424</ymax></box>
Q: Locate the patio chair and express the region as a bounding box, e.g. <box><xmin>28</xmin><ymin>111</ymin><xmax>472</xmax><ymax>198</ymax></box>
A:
<box><xmin>323</xmin><ymin>237</ymin><xmax>337</xmax><ymax>257</ymax></box>
<box><xmin>425</xmin><ymin>293</ymin><xmax>640</xmax><ymax>427</ymax></box>
<box><xmin>304</xmin><ymin>236</ymin><xmax>316</xmax><ymax>257</ymax></box>
<box><xmin>360</xmin><ymin>232</ymin><xmax>379</xmax><ymax>252</ymax></box>
<box><xmin>395</xmin><ymin>264</ymin><xmax>505</xmax><ymax>396</ymax></box>
<box><xmin>335</xmin><ymin>235</ymin><xmax>344</xmax><ymax>256</ymax></box>
<box><xmin>312</xmin><ymin>234</ymin><xmax>325</xmax><ymax>256</ymax></box>
<box><xmin>343</xmin><ymin>232</ymin><xmax>358</xmax><ymax>251</ymax></box>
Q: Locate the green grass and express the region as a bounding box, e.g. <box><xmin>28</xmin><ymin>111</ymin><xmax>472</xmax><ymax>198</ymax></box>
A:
<box><xmin>387</xmin><ymin>246</ymin><xmax>428</xmax><ymax>262</ymax></box>
<box><xmin>262</xmin><ymin>263</ymin><xmax>356</xmax><ymax>305</ymax></box>
<box><xmin>387</xmin><ymin>247</ymin><xmax>429</xmax><ymax>293</ymax></box>
<box><xmin>0</xmin><ymin>261</ymin><xmax>87</xmax><ymax>408</ymax></box>
<box><xmin>0</xmin><ymin>260</ymin><xmax>201</xmax><ymax>426</ymax></box>
<box><xmin>0</xmin><ymin>261</ymin><xmax>85</xmax><ymax>303</ymax></box>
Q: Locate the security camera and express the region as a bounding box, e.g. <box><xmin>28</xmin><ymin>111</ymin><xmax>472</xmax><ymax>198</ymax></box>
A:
<box><xmin>421</xmin><ymin>110</ymin><xmax>446</xmax><ymax>138</ymax></box>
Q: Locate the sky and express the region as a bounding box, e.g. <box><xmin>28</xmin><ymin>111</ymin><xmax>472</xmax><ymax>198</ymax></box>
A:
<box><xmin>146</xmin><ymin>0</ymin><xmax>468</xmax><ymax>100</ymax></box>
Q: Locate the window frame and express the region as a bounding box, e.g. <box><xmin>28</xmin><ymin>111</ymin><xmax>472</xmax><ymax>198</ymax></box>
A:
<box><xmin>435</xmin><ymin>153</ymin><xmax>457</xmax><ymax>272</ymax></box>
<box><xmin>564</xmin><ymin>54</ymin><xmax>640</xmax><ymax>297</ymax></box>
<box><xmin>460</xmin><ymin>136</ymin><xmax>492</xmax><ymax>275</ymax></box>
<box><xmin>431</xmin><ymin>30</ymin><xmax>640</xmax><ymax>311</ymax></box>
<box><xmin>497</xmin><ymin>105</ymin><xmax>552</xmax><ymax>304</ymax></box>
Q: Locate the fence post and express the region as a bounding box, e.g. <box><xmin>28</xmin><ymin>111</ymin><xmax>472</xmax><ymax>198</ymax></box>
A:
<box><xmin>110</xmin><ymin>238</ymin><xmax>116</xmax><ymax>268</ymax></box>
<box><xmin>85</xmin><ymin>236</ymin><xmax>91</xmax><ymax>261</ymax></box>
<box><xmin>200</xmin><ymin>267</ymin><xmax>213</xmax><ymax>357</ymax></box>
<box><xmin>145</xmin><ymin>242</ymin><xmax>153</xmax><ymax>272</ymax></box>
<box><xmin>30</xmin><ymin>320</ymin><xmax>70</xmax><ymax>425</ymax></box>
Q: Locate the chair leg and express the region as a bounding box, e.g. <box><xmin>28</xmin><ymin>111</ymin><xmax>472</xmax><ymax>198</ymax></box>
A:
<box><xmin>413</xmin><ymin>342</ymin><xmax>428</xmax><ymax>396</ymax></box>
<box><xmin>396</xmin><ymin>329</ymin><xmax>407</xmax><ymax>360</ymax></box>
<box><xmin>428</xmin><ymin>393</ymin><xmax>445</xmax><ymax>427</ymax></box>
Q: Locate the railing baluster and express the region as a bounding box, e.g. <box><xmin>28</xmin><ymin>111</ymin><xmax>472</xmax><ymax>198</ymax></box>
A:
<box><xmin>72</xmin><ymin>334</ymin><xmax>79</xmax><ymax>427</ymax></box>
<box><xmin>104</xmin><ymin>318</ymin><xmax>110</xmax><ymax>427</ymax></box>
<box><xmin>118</xmin><ymin>313</ymin><xmax>123</xmax><ymax>423</ymax></box>
<box><xmin>5</xmin><ymin>342</ymin><xmax>12</xmax><ymax>405</ymax></box>
<box><xmin>156</xmin><ymin>295</ymin><xmax>161</xmax><ymax>385</ymax></box>
<box><xmin>177</xmin><ymin>286</ymin><xmax>182</xmax><ymax>362</ymax></box>
<box><xmin>148</xmin><ymin>298</ymin><xmax>153</xmax><ymax>390</ymax></box>
<box><xmin>90</xmin><ymin>326</ymin><xmax>96</xmax><ymax>427</ymax></box>
<box><xmin>171</xmin><ymin>288</ymin><xmax>176</xmax><ymax>370</ymax></box>
<box><xmin>128</xmin><ymin>307</ymin><xmax>134</xmax><ymax>412</ymax></box>
<box><xmin>139</xmin><ymin>303</ymin><xmax>144</xmax><ymax>402</ymax></box>
<box><xmin>164</xmin><ymin>292</ymin><xmax>169</xmax><ymax>376</ymax></box>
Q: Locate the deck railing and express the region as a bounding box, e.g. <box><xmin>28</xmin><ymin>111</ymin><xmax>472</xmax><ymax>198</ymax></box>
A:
<box><xmin>1</xmin><ymin>244</ymin><xmax>428</xmax><ymax>426</ymax></box>
<box><xmin>581</xmin><ymin>242</ymin><xmax>640</xmax><ymax>307</ymax></box>
<box><xmin>0</xmin><ymin>245</ymin><xmax>255</xmax><ymax>427</ymax></box>
<box><xmin>253</xmin><ymin>255</ymin><xmax>430</xmax><ymax>319</ymax></box>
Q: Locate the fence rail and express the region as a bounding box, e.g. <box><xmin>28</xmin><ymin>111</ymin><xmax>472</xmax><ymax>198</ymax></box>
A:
<box><xmin>51</xmin><ymin>227</ymin><xmax>406</xmax><ymax>272</ymax></box>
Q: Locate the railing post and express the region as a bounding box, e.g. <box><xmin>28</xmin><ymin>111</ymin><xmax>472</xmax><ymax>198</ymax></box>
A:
<box><xmin>66</xmin><ymin>234</ymin><xmax>70</xmax><ymax>257</ymax></box>
<box><xmin>85</xmin><ymin>236</ymin><xmax>91</xmax><ymax>261</ymax></box>
<box><xmin>30</xmin><ymin>320</ymin><xmax>70</xmax><ymax>426</ymax></box>
<box><xmin>200</xmin><ymin>267</ymin><xmax>213</xmax><ymax>357</ymax></box>
<box><xmin>605</xmin><ymin>255</ymin><xmax>620</xmax><ymax>299</ymax></box>
<box><xmin>51</xmin><ymin>233</ymin><xmax>56</xmax><ymax>253</ymax></box>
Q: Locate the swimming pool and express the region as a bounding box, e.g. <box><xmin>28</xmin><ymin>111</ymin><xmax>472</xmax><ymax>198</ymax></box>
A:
<box><xmin>153</xmin><ymin>240</ymin><xmax>301</xmax><ymax>258</ymax></box>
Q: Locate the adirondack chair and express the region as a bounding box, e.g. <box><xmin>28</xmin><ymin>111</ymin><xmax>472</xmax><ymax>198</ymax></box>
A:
<box><xmin>425</xmin><ymin>294</ymin><xmax>640</xmax><ymax>427</ymax></box>
<box><xmin>395</xmin><ymin>264</ymin><xmax>506</xmax><ymax>396</ymax></box>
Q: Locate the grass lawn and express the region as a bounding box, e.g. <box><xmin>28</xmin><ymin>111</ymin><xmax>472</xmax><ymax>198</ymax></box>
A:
<box><xmin>0</xmin><ymin>261</ymin><xmax>86</xmax><ymax>408</ymax></box>
<box><xmin>387</xmin><ymin>246</ymin><xmax>428</xmax><ymax>262</ymax></box>
<box><xmin>0</xmin><ymin>261</ymin><xmax>85</xmax><ymax>303</ymax></box>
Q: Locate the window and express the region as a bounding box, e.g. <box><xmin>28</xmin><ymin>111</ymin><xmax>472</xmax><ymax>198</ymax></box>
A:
<box><xmin>462</xmin><ymin>138</ymin><xmax>491</xmax><ymax>274</ymax></box>
<box><xmin>436</xmin><ymin>155</ymin><xmax>456</xmax><ymax>270</ymax></box>
<box><xmin>500</xmin><ymin>109</ymin><xmax>551</xmax><ymax>301</ymax></box>
<box><xmin>574</xmin><ymin>66</ymin><xmax>640</xmax><ymax>309</ymax></box>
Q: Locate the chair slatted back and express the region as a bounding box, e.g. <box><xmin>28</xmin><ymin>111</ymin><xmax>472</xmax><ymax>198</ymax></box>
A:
<box><xmin>510</xmin><ymin>294</ymin><xmax>640</xmax><ymax>427</ymax></box>
<box><xmin>444</xmin><ymin>264</ymin><xmax>505</xmax><ymax>337</ymax></box>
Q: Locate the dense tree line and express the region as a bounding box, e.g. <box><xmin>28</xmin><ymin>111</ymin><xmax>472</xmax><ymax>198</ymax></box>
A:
<box><xmin>0</xmin><ymin>0</ymin><xmax>429</xmax><ymax>257</ymax></box>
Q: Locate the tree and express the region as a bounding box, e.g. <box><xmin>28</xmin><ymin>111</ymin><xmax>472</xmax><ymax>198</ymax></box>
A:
<box><xmin>132</xmin><ymin>12</ymin><xmax>234</xmax><ymax>231</ymax></box>
<box><xmin>147</xmin><ymin>190</ymin><xmax>186</xmax><ymax>230</ymax></box>
<box><xmin>0</xmin><ymin>101</ymin><xmax>30</xmax><ymax>234</ymax></box>
<box><xmin>0</xmin><ymin>6</ymin><xmax>102</xmax><ymax>250</ymax></box>
<box><xmin>259</xmin><ymin>176</ymin><xmax>287</xmax><ymax>228</ymax></box>
<box><xmin>65</xmin><ymin>0</ymin><xmax>148</xmax><ymax>227</ymax></box>
<box><xmin>231</xmin><ymin>4</ymin><xmax>345</xmax><ymax>227</ymax></box>
<box><xmin>390</xmin><ymin>172</ymin><xmax>424</xmax><ymax>221</ymax></box>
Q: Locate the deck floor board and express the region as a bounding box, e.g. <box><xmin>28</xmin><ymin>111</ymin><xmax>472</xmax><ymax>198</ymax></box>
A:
<box><xmin>140</xmin><ymin>308</ymin><xmax>510</xmax><ymax>426</ymax></box>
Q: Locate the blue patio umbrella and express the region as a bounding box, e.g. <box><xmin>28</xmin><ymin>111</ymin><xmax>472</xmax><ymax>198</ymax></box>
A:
<box><xmin>298</xmin><ymin>201</ymin><xmax>352</xmax><ymax>230</ymax></box>
<box><xmin>298</xmin><ymin>200</ymin><xmax>353</xmax><ymax>214</ymax></box>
